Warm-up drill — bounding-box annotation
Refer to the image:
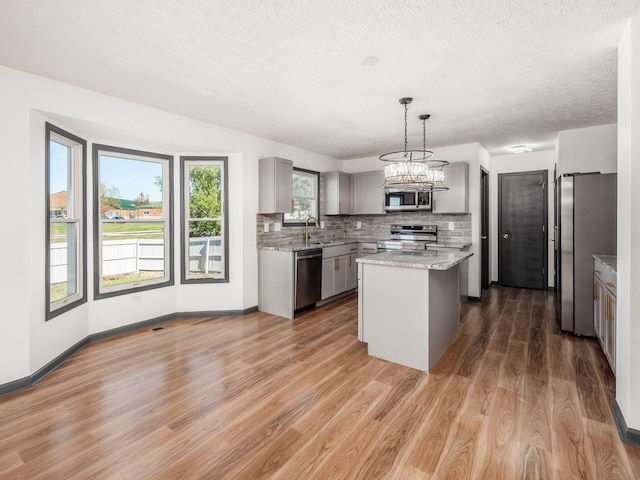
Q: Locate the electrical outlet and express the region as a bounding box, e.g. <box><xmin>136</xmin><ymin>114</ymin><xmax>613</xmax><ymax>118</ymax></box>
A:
<box><xmin>448</xmin><ymin>222</ymin><xmax>455</xmax><ymax>230</ymax></box>
<box><xmin>320</xmin><ymin>221</ymin><xmax>325</xmax><ymax>229</ymax></box>
<box><xmin>274</xmin><ymin>222</ymin><xmax>281</xmax><ymax>232</ymax></box>
<box><xmin>356</xmin><ymin>221</ymin><xmax>362</xmax><ymax>229</ymax></box>
<box><xmin>264</xmin><ymin>222</ymin><xmax>270</xmax><ymax>233</ymax></box>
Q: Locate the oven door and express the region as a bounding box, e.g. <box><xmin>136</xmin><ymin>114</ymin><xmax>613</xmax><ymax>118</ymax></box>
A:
<box><xmin>377</xmin><ymin>240</ymin><xmax>427</xmax><ymax>252</ymax></box>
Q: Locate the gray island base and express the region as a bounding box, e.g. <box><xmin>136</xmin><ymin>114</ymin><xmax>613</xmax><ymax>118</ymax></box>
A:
<box><xmin>357</xmin><ymin>250</ymin><xmax>473</xmax><ymax>372</ymax></box>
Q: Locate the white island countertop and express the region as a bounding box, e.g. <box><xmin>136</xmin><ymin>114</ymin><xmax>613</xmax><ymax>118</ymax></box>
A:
<box><xmin>357</xmin><ymin>250</ymin><xmax>472</xmax><ymax>270</ymax></box>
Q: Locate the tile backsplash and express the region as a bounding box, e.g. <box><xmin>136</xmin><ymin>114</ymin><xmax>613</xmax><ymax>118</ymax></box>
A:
<box><xmin>257</xmin><ymin>212</ymin><xmax>471</xmax><ymax>245</ymax></box>
<box><xmin>257</xmin><ymin>172</ymin><xmax>471</xmax><ymax>246</ymax></box>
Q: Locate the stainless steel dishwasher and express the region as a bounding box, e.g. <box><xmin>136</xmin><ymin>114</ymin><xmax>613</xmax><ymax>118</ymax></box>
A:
<box><xmin>295</xmin><ymin>249</ymin><xmax>322</xmax><ymax>310</ymax></box>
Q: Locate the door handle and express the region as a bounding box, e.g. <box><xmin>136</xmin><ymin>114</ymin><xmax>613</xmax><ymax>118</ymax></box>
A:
<box><xmin>481</xmin><ymin>235</ymin><xmax>487</xmax><ymax>240</ymax></box>
<box><xmin>502</xmin><ymin>233</ymin><xmax>510</xmax><ymax>239</ymax></box>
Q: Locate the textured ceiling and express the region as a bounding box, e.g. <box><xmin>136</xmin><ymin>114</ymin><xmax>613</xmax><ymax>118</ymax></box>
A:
<box><xmin>1</xmin><ymin>0</ymin><xmax>639</xmax><ymax>158</ymax></box>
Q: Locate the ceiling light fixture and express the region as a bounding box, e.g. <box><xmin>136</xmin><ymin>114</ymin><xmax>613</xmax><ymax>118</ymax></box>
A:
<box><xmin>380</xmin><ymin>97</ymin><xmax>448</xmax><ymax>191</ymax></box>
<box><xmin>507</xmin><ymin>144</ymin><xmax>532</xmax><ymax>153</ymax></box>
<box><xmin>360</xmin><ymin>56</ymin><xmax>379</xmax><ymax>67</ymax></box>
<box><xmin>200</xmin><ymin>89</ymin><xmax>218</xmax><ymax>97</ymax></box>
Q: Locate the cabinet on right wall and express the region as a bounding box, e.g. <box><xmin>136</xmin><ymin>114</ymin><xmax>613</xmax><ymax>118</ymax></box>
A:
<box><xmin>432</xmin><ymin>162</ymin><xmax>469</xmax><ymax>214</ymax></box>
<box><xmin>593</xmin><ymin>256</ymin><xmax>616</xmax><ymax>374</ymax></box>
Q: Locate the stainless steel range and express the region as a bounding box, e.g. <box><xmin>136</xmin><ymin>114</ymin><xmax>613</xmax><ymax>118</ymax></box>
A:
<box><xmin>377</xmin><ymin>224</ymin><xmax>437</xmax><ymax>252</ymax></box>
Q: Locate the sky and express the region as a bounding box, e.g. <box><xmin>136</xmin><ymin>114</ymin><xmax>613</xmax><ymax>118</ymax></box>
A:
<box><xmin>49</xmin><ymin>142</ymin><xmax>163</xmax><ymax>202</ymax></box>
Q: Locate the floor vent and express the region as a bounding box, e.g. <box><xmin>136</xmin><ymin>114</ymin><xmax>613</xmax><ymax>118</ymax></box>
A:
<box><xmin>151</xmin><ymin>326</ymin><xmax>164</xmax><ymax>331</ymax></box>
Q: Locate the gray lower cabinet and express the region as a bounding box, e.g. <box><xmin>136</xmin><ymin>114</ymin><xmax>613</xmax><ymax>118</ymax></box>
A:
<box><xmin>594</xmin><ymin>258</ymin><xmax>616</xmax><ymax>374</ymax></box>
<box><xmin>258</xmin><ymin>249</ymin><xmax>294</xmax><ymax>319</ymax></box>
<box><xmin>321</xmin><ymin>243</ymin><xmax>358</xmax><ymax>299</ymax></box>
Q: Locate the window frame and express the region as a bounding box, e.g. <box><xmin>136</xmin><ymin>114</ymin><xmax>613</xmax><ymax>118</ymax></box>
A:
<box><xmin>92</xmin><ymin>144</ymin><xmax>174</xmax><ymax>299</ymax></box>
<box><xmin>180</xmin><ymin>156</ymin><xmax>229</xmax><ymax>284</ymax></box>
<box><xmin>45</xmin><ymin>123</ymin><xmax>87</xmax><ymax>319</ymax></box>
<box><xmin>283</xmin><ymin>167</ymin><xmax>320</xmax><ymax>226</ymax></box>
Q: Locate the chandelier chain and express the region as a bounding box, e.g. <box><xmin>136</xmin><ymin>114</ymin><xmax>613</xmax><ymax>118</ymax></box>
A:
<box><xmin>404</xmin><ymin>102</ymin><xmax>408</xmax><ymax>154</ymax></box>
<box><xmin>423</xmin><ymin>117</ymin><xmax>426</xmax><ymax>151</ymax></box>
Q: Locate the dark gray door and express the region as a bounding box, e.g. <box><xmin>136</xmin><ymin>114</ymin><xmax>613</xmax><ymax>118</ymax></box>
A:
<box><xmin>481</xmin><ymin>167</ymin><xmax>490</xmax><ymax>290</ymax></box>
<box><xmin>498</xmin><ymin>171</ymin><xmax>547</xmax><ymax>289</ymax></box>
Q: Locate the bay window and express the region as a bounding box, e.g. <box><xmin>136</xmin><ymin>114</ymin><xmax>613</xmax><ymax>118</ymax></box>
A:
<box><xmin>93</xmin><ymin>145</ymin><xmax>173</xmax><ymax>298</ymax></box>
<box><xmin>46</xmin><ymin>123</ymin><xmax>87</xmax><ymax>318</ymax></box>
<box><xmin>180</xmin><ymin>156</ymin><xmax>228</xmax><ymax>283</ymax></box>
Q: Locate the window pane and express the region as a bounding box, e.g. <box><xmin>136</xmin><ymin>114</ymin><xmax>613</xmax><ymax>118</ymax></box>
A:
<box><xmin>293</xmin><ymin>171</ymin><xmax>314</xmax><ymax>198</ymax></box>
<box><xmin>284</xmin><ymin>169</ymin><xmax>318</xmax><ymax>223</ymax></box>
<box><xmin>187</xmin><ymin>220</ymin><xmax>223</xmax><ymax>275</ymax></box>
<box><xmin>101</xmin><ymin>222</ymin><xmax>165</xmax><ymax>287</ymax></box>
<box><xmin>96</xmin><ymin>147</ymin><xmax>172</xmax><ymax>296</ymax></box>
<box><xmin>181</xmin><ymin>157</ymin><xmax>227</xmax><ymax>283</ymax></box>
<box><xmin>49</xmin><ymin>141</ymin><xmax>70</xmax><ymax>217</ymax></box>
<box><xmin>189</xmin><ymin>164</ymin><xmax>222</xmax><ymax>219</ymax></box>
<box><xmin>99</xmin><ymin>155</ymin><xmax>163</xmax><ymax>219</ymax></box>
<box><xmin>47</xmin><ymin>125</ymin><xmax>86</xmax><ymax>318</ymax></box>
<box><xmin>289</xmin><ymin>199</ymin><xmax>314</xmax><ymax>221</ymax></box>
<box><xmin>49</xmin><ymin>222</ymin><xmax>78</xmax><ymax>303</ymax></box>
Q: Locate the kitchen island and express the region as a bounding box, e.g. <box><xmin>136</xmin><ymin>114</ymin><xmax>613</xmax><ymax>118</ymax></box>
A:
<box><xmin>357</xmin><ymin>250</ymin><xmax>473</xmax><ymax>372</ymax></box>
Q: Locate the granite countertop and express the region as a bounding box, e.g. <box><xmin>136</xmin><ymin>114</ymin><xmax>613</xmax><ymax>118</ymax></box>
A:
<box><xmin>258</xmin><ymin>238</ymin><xmax>372</xmax><ymax>252</ymax></box>
<box><xmin>426</xmin><ymin>242</ymin><xmax>472</xmax><ymax>250</ymax></box>
<box><xmin>356</xmin><ymin>250</ymin><xmax>473</xmax><ymax>270</ymax></box>
<box><xmin>258</xmin><ymin>238</ymin><xmax>471</xmax><ymax>252</ymax></box>
<box><xmin>593</xmin><ymin>254</ymin><xmax>617</xmax><ymax>274</ymax></box>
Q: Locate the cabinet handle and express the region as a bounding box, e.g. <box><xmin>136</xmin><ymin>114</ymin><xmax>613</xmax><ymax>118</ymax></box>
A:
<box><xmin>291</xmin><ymin>199</ymin><xmax>294</xmax><ymax>211</ymax></box>
<box><xmin>606</xmin><ymin>295</ymin><xmax>611</xmax><ymax>321</ymax></box>
<box><xmin>334</xmin><ymin>258</ymin><xmax>338</xmax><ymax>271</ymax></box>
<box><xmin>594</xmin><ymin>270</ymin><xmax>601</xmax><ymax>275</ymax></box>
<box><xmin>349</xmin><ymin>256</ymin><xmax>352</xmax><ymax>267</ymax></box>
<box><xmin>593</xmin><ymin>280</ymin><xmax>598</xmax><ymax>300</ymax></box>
<box><xmin>606</xmin><ymin>282</ymin><xmax>616</xmax><ymax>289</ymax></box>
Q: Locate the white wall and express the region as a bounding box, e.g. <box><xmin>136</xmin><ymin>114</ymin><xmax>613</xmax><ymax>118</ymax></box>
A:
<box><xmin>341</xmin><ymin>142</ymin><xmax>484</xmax><ymax>298</ymax></box>
<box><xmin>0</xmin><ymin>66</ymin><xmax>340</xmax><ymax>385</ymax></box>
<box><xmin>556</xmin><ymin>123</ymin><xmax>617</xmax><ymax>176</ymax></box>
<box><xmin>616</xmin><ymin>16</ymin><xmax>640</xmax><ymax>432</ymax></box>
<box><xmin>489</xmin><ymin>150</ymin><xmax>556</xmax><ymax>287</ymax></box>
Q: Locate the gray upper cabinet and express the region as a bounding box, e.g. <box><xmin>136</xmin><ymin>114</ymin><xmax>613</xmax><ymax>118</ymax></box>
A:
<box><xmin>352</xmin><ymin>170</ymin><xmax>385</xmax><ymax>214</ymax></box>
<box><xmin>324</xmin><ymin>171</ymin><xmax>351</xmax><ymax>215</ymax></box>
<box><xmin>432</xmin><ymin>162</ymin><xmax>469</xmax><ymax>214</ymax></box>
<box><xmin>259</xmin><ymin>157</ymin><xmax>293</xmax><ymax>213</ymax></box>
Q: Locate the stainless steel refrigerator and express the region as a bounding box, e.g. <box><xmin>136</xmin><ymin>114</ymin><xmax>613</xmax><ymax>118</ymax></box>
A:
<box><xmin>556</xmin><ymin>173</ymin><xmax>616</xmax><ymax>336</ymax></box>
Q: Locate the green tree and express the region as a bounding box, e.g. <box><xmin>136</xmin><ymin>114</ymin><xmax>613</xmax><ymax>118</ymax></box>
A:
<box><xmin>99</xmin><ymin>183</ymin><xmax>122</xmax><ymax>216</ymax></box>
<box><xmin>133</xmin><ymin>192</ymin><xmax>149</xmax><ymax>207</ymax></box>
<box><xmin>188</xmin><ymin>165</ymin><xmax>222</xmax><ymax>237</ymax></box>
<box><xmin>290</xmin><ymin>172</ymin><xmax>313</xmax><ymax>220</ymax></box>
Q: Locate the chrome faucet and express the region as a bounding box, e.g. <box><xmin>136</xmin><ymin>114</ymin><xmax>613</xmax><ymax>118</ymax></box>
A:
<box><xmin>305</xmin><ymin>216</ymin><xmax>319</xmax><ymax>243</ymax></box>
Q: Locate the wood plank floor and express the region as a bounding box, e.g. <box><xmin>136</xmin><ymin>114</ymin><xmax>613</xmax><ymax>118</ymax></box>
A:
<box><xmin>1</xmin><ymin>285</ymin><xmax>639</xmax><ymax>479</ymax></box>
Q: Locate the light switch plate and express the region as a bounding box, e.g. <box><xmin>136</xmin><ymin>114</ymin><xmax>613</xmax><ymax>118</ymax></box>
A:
<box><xmin>274</xmin><ymin>222</ymin><xmax>281</xmax><ymax>232</ymax></box>
<box><xmin>320</xmin><ymin>221</ymin><xmax>325</xmax><ymax>229</ymax></box>
<box><xmin>448</xmin><ymin>222</ymin><xmax>454</xmax><ymax>230</ymax></box>
<box><xmin>264</xmin><ymin>222</ymin><xmax>270</xmax><ymax>233</ymax></box>
<box><xmin>356</xmin><ymin>221</ymin><xmax>362</xmax><ymax>229</ymax></box>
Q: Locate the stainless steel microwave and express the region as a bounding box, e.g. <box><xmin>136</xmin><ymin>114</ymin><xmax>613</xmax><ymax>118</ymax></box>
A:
<box><xmin>384</xmin><ymin>190</ymin><xmax>431</xmax><ymax>212</ymax></box>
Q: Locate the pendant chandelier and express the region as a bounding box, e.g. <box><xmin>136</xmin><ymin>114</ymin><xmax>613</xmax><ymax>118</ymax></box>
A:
<box><xmin>380</xmin><ymin>97</ymin><xmax>449</xmax><ymax>191</ymax></box>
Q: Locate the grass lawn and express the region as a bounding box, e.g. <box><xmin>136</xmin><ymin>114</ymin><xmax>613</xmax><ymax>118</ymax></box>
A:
<box><xmin>50</xmin><ymin>222</ymin><xmax>164</xmax><ymax>242</ymax></box>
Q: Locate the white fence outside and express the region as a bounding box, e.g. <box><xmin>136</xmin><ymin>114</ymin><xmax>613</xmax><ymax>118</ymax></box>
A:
<box><xmin>50</xmin><ymin>237</ymin><xmax>222</xmax><ymax>283</ymax></box>
<box><xmin>187</xmin><ymin>237</ymin><xmax>223</xmax><ymax>274</ymax></box>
